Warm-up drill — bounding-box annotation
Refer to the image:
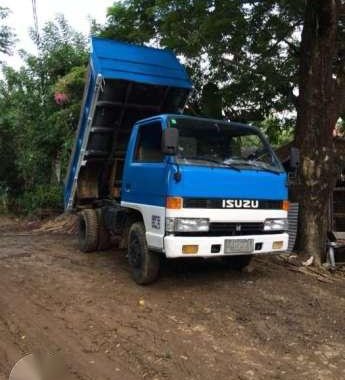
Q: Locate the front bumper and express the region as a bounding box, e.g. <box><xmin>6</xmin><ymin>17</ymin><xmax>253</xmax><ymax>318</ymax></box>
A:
<box><xmin>163</xmin><ymin>233</ymin><xmax>289</xmax><ymax>258</ymax></box>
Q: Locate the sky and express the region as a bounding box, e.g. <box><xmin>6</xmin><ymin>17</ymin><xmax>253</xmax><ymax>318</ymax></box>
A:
<box><xmin>1</xmin><ymin>0</ymin><xmax>116</xmax><ymax>68</ymax></box>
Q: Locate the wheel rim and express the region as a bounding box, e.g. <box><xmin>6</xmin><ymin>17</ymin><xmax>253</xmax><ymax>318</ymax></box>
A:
<box><xmin>129</xmin><ymin>234</ymin><xmax>142</xmax><ymax>269</ymax></box>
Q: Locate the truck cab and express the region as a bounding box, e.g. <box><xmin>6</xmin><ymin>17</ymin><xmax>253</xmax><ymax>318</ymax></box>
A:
<box><xmin>65</xmin><ymin>37</ymin><xmax>288</xmax><ymax>285</ymax></box>
<box><xmin>118</xmin><ymin>114</ymin><xmax>288</xmax><ymax>282</ymax></box>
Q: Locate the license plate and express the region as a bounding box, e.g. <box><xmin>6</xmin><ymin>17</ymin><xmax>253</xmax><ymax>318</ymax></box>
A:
<box><xmin>224</xmin><ymin>239</ymin><xmax>254</xmax><ymax>254</ymax></box>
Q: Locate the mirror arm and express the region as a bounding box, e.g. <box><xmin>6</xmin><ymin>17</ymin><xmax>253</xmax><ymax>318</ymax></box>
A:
<box><xmin>174</xmin><ymin>162</ymin><xmax>182</xmax><ymax>182</ymax></box>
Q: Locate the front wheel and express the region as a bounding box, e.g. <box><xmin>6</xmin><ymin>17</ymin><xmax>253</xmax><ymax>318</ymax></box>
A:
<box><xmin>128</xmin><ymin>222</ymin><xmax>160</xmax><ymax>285</ymax></box>
<box><xmin>222</xmin><ymin>255</ymin><xmax>253</xmax><ymax>270</ymax></box>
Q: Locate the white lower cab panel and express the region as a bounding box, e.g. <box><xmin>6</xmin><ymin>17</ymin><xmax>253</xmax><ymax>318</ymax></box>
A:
<box><xmin>121</xmin><ymin>203</ymin><xmax>289</xmax><ymax>256</ymax></box>
<box><xmin>164</xmin><ymin>233</ymin><xmax>289</xmax><ymax>258</ymax></box>
<box><xmin>121</xmin><ymin>202</ymin><xmax>165</xmax><ymax>250</ymax></box>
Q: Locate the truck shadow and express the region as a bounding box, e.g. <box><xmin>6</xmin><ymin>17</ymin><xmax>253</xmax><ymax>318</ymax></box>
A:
<box><xmin>156</xmin><ymin>256</ymin><xmax>265</xmax><ymax>287</ymax></box>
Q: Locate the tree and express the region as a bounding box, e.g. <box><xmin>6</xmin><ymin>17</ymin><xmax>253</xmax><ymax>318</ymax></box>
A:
<box><xmin>0</xmin><ymin>7</ymin><xmax>15</xmax><ymax>56</ymax></box>
<box><xmin>0</xmin><ymin>15</ymin><xmax>87</xmax><ymax>212</ymax></box>
<box><xmin>294</xmin><ymin>0</ymin><xmax>345</xmax><ymax>264</ymax></box>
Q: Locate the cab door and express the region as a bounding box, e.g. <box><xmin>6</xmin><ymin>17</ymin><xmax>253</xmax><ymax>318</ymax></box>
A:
<box><xmin>121</xmin><ymin>120</ymin><xmax>167</xmax><ymax>248</ymax></box>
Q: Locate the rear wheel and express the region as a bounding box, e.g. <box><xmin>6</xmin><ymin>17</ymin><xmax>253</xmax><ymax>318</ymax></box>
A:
<box><xmin>222</xmin><ymin>255</ymin><xmax>253</xmax><ymax>270</ymax></box>
<box><xmin>128</xmin><ymin>222</ymin><xmax>160</xmax><ymax>285</ymax></box>
<box><xmin>78</xmin><ymin>209</ymin><xmax>99</xmax><ymax>252</ymax></box>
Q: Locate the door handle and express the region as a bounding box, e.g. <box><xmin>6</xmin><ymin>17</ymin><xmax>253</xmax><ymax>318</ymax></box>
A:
<box><xmin>125</xmin><ymin>183</ymin><xmax>131</xmax><ymax>192</ymax></box>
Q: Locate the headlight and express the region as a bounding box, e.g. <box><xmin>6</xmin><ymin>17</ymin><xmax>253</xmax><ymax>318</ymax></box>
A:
<box><xmin>165</xmin><ymin>217</ymin><xmax>209</xmax><ymax>233</ymax></box>
<box><xmin>264</xmin><ymin>218</ymin><xmax>288</xmax><ymax>231</ymax></box>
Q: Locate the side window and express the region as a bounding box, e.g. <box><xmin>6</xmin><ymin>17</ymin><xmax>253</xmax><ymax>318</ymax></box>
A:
<box><xmin>134</xmin><ymin>122</ymin><xmax>164</xmax><ymax>163</ymax></box>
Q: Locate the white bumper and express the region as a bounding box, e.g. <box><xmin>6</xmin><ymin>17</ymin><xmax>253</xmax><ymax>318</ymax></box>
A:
<box><xmin>164</xmin><ymin>233</ymin><xmax>289</xmax><ymax>258</ymax></box>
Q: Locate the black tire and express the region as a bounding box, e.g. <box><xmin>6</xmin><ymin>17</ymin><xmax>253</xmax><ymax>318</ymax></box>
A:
<box><xmin>222</xmin><ymin>255</ymin><xmax>253</xmax><ymax>270</ymax></box>
<box><xmin>78</xmin><ymin>209</ymin><xmax>99</xmax><ymax>252</ymax></box>
<box><xmin>96</xmin><ymin>209</ymin><xmax>112</xmax><ymax>251</ymax></box>
<box><xmin>128</xmin><ymin>222</ymin><xmax>160</xmax><ymax>285</ymax></box>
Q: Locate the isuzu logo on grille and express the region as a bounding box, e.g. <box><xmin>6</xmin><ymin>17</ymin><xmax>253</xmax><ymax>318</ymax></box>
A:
<box><xmin>222</xmin><ymin>200</ymin><xmax>259</xmax><ymax>209</ymax></box>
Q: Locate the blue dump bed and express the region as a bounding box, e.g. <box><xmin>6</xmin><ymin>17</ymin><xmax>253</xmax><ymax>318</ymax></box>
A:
<box><xmin>64</xmin><ymin>37</ymin><xmax>192</xmax><ymax>210</ymax></box>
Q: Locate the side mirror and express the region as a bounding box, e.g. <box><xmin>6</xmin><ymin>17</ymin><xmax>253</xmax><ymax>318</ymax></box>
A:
<box><xmin>289</xmin><ymin>147</ymin><xmax>300</xmax><ymax>171</ymax></box>
<box><xmin>162</xmin><ymin>127</ymin><xmax>179</xmax><ymax>155</ymax></box>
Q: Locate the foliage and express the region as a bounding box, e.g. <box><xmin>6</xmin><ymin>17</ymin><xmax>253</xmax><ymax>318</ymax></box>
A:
<box><xmin>0</xmin><ymin>7</ymin><xmax>15</xmax><ymax>57</ymax></box>
<box><xmin>0</xmin><ymin>16</ymin><xmax>88</xmax><ymax>213</ymax></box>
<box><xmin>15</xmin><ymin>184</ymin><xmax>63</xmax><ymax>214</ymax></box>
<box><xmin>54</xmin><ymin>65</ymin><xmax>87</xmax><ymax>102</ymax></box>
<box><xmin>257</xmin><ymin>116</ymin><xmax>294</xmax><ymax>147</ymax></box>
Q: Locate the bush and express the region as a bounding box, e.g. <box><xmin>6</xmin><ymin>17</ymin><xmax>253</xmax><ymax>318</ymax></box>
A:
<box><xmin>15</xmin><ymin>184</ymin><xmax>64</xmax><ymax>215</ymax></box>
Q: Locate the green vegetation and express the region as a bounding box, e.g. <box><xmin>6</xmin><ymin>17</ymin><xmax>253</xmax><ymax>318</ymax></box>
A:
<box><xmin>0</xmin><ymin>15</ymin><xmax>87</xmax><ymax>213</ymax></box>
<box><xmin>0</xmin><ymin>6</ymin><xmax>15</xmax><ymax>56</ymax></box>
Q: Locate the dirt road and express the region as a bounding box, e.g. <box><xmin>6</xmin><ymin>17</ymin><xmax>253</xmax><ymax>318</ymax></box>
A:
<box><xmin>0</xmin><ymin>216</ymin><xmax>345</xmax><ymax>380</ymax></box>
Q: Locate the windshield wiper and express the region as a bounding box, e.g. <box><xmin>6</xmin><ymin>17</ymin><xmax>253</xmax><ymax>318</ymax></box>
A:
<box><xmin>181</xmin><ymin>156</ymin><xmax>241</xmax><ymax>171</ymax></box>
<box><xmin>223</xmin><ymin>158</ymin><xmax>281</xmax><ymax>174</ymax></box>
<box><xmin>233</xmin><ymin>160</ymin><xmax>280</xmax><ymax>175</ymax></box>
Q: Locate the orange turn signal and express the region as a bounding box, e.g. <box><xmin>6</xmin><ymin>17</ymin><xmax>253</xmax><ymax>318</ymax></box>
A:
<box><xmin>282</xmin><ymin>200</ymin><xmax>289</xmax><ymax>211</ymax></box>
<box><xmin>166</xmin><ymin>196</ymin><xmax>183</xmax><ymax>209</ymax></box>
<box><xmin>182</xmin><ymin>245</ymin><xmax>199</xmax><ymax>254</ymax></box>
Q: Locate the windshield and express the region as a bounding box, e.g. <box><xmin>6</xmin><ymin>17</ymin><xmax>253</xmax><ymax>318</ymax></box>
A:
<box><xmin>169</xmin><ymin>116</ymin><xmax>283</xmax><ymax>173</ymax></box>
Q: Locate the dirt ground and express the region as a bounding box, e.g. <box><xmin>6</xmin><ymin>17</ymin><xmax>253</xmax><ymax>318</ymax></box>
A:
<box><xmin>1</xmin><ymin>216</ymin><xmax>345</xmax><ymax>380</ymax></box>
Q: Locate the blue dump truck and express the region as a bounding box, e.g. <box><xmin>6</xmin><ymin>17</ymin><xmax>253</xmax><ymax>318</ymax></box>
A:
<box><xmin>65</xmin><ymin>37</ymin><xmax>290</xmax><ymax>284</ymax></box>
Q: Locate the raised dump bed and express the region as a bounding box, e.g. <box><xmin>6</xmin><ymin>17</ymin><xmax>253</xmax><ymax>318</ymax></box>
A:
<box><xmin>64</xmin><ymin>37</ymin><xmax>192</xmax><ymax>211</ymax></box>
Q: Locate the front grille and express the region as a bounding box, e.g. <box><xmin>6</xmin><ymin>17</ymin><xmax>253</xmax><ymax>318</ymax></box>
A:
<box><xmin>183</xmin><ymin>198</ymin><xmax>283</xmax><ymax>209</ymax></box>
<box><xmin>209</xmin><ymin>222</ymin><xmax>264</xmax><ymax>236</ymax></box>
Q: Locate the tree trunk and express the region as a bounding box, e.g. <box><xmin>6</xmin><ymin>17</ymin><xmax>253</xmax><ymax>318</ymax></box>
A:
<box><xmin>294</xmin><ymin>0</ymin><xmax>339</xmax><ymax>265</ymax></box>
